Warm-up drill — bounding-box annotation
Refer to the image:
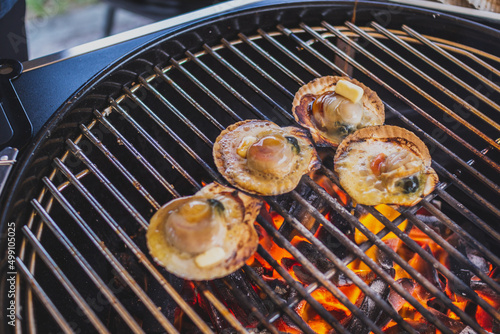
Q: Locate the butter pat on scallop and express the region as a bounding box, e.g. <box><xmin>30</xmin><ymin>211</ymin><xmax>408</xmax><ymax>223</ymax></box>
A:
<box><xmin>335</xmin><ymin>79</ymin><xmax>364</xmax><ymax>103</ymax></box>
<box><xmin>195</xmin><ymin>247</ymin><xmax>226</xmax><ymax>268</ymax></box>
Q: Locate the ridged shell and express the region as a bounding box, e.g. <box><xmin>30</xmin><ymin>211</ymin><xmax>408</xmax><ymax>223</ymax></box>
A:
<box><xmin>334</xmin><ymin>125</ymin><xmax>438</xmax><ymax>206</ymax></box>
<box><xmin>146</xmin><ymin>182</ymin><xmax>262</xmax><ymax>280</ymax></box>
<box><xmin>213</xmin><ymin>120</ymin><xmax>321</xmax><ymax>196</ymax></box>
<box><xmin>292</xmin><ymin>76</ymin><xmax>385</xmax><ymax>147</ymax></box>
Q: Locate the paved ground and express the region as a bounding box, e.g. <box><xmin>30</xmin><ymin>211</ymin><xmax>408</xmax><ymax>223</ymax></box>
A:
<box><xmin>26</xmin><ymin>3</ymin><xmax>156</xmax><ymax>60</ymax></box>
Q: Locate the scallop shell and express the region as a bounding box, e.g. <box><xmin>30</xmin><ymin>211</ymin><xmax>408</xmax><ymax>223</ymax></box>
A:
<box><xmin>334</xmin><ymin>125</ymin><xmax>438</xmax><ymax>206</ymax></box>
<box><xmin>146</xmin><ymin>182</ymin><xmax>262</xmax><ymax>280</ymax></box>
<box><xmin>292</xmin><ymin>76</ymin><xmax>385</xmax><ymax>147</ymax></box>
<box><xmin>213</xmin><ymin>120</ymin><xmax>321</xmax><ymax>196</ymax></box>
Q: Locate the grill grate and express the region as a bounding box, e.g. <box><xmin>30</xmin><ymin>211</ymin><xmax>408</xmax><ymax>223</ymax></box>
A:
<box><xmin>12</xmin><ymin>13</ymin><xmax>500</xmax><ymax>334</ymax></box>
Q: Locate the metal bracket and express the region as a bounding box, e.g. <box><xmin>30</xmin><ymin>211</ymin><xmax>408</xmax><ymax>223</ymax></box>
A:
<box><xmin>0</xmin><ymin>59</ymin><xmax>32</xmax><ymax>150</ymax></box>
<box><xmin>0</xmin><ymin>147</ymin><xmax>18</xmax><ymax>196</ymax></box>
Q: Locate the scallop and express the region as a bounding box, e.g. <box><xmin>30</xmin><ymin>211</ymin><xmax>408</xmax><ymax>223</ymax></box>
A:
<box><xmin>146</xmin><ymin>182</ymin><xmax>262</xmax><ymax>280</ymax></box>
<box><xmin>333</xmin><ymin>125</ymin><xmax>438</xmax><ymax>206</ymax></box>
<box><xmin>213</xmin><ymin>120</ymin><xmax>321</xmax><ymax>196</ymax></box>
<box><xmin>293</xmin><ymin>76</ymin><xmax>385</xmax><ymax>147</ymax></box>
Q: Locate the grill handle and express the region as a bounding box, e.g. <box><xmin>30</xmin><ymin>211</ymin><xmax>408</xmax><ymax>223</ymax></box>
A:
<box><xmin>0</xmin><ymin>59</ymin><xmax>32</xmax><ymax>151</ymax></box>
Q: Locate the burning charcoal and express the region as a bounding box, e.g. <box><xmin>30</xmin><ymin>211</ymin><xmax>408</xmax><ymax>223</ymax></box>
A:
<box><xmin>383</xmin><ymin>319</ymin><xmax>434</xmax><ymax>334</ymax></box>
<box><xmin>415</xmin><ymin>214</ymin><xmax>449</xmax><ymax>236</ymax></box>
<box><xmin>466</xmin><ymin>247</ymin><xmax>491</xmax><ymax>274</ymax></box>
<box><xmin>197</xmin><ymin>287</ymin><xmax>231</xmax><ymax>332</ymax></box>
<box><xmin>276</xmin><ymin>183</ymin><xmax>328</xmax><ymax>240</ymax></box>
<box><xmin>458</xmin><ymin>326</ymin><xmax>493</xmax><ymax>334</ymax></box>
<box><xmin>427</xmin><ymin>297</ymin><xmax>449</xmax><ymax>314</ymax></box>
<box><xmin>296</xmin><ymin>241</ymin><xmax>335</xmax><ymax>273</ymax></box>
<box><xmin>293</xmin><ymin>264</ymin><xmax>317</xmax><ymax>285</ymax></box>
<box><xmin>280</xmin><ymin>257</ymin><xmax>296</xmax><ymax>271</ymax></box>
<box><xmin>316</xmin><ymin>210</ymin><xmax>354</xmax><ymax>260</ymax></box>
<box><xmin>264</xmin><ymin>278</ymin><xmax>292</xmax><ymax>300</ymax></box>
<box><xmin>377</xmin><ymin>247</ymin><xmax>395</xmax><ymax>277</ymax></box>
<box><xmin>211</xmin><ymin>270</ymin><xmax>269</xmax><ymax>327</ymax></box>
<box><xmin>346</xmin><ymin>277</ymin><xmax>390</xmax><ymax>334</ymax></box>
<box><xmin>377</xmin><ymin>278</ymin><xmax>415</xmax><ymax>328</ymax></box>
<box><xmin>427</xmin><ymin>308</ymin><xmax>467</xmax><ymax>333</ymax></box>
<box><xmin>408</xmin><ymin>244</ymin><xmax>444</xmax><ymax>301</ymax></box>
<box><xmin>332</xmin><ymin>270</ymin><xmax>376</xmax><ymax>287</ymax></box>
<box><xmin>471</xmin><ymin>279</ymin><xmax>500</xmax><ymax>301</ymax></box>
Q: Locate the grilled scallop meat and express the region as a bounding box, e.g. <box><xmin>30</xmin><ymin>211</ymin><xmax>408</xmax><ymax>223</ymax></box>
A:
<box><xmin>334</xmin><ymin>125</ymin><xmax>438</xmax><ymax>206</ymax></box>
<box><xmin>293</xmin><ymin>76</ymin><xmax>385</xmax><ymax>147</ymax></box>
<box><xmin>146</xmin><ymin>182</ymin><xmax>262</xmax><ymax>280</ymax></box>
<box><xmin>213</xmin><ymin>120</ymin><xmax>321</xmax><ymax>196</ymax></box>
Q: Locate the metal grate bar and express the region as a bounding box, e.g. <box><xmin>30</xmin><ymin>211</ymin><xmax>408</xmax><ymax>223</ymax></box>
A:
<box><xmin>51</xmin><ymin>158</ymin><xmax>214</xmax><ymax>333</ymax></box>
<box><xmin>431</xmin><ymin>161</ymin><xmax>500</xmax><ymax>218</ymax></box>
<box><xmin>220</xmin><ymin>274</ymin><xmax>280</xmax><ymax>334</ymax></box>
<box><xmin>254</xmin><ymin>245</ymin><xmax>348</xmax><ymax>333</ymax></box>
<box><xmin>301</xmin><ymin>176</ymin><xmax>490</xmax><ymax>334</ymax></box>
<box><xmin>95</xmin><ymin>100</ymin><xmax>315</xmax><ymax>332</ymax></box>
<box><xmin>21</xmin><ymin>226</ymin><xmax>111</xmax><ymax>334</ymax></box>
<box><xmin>80</xmin><ymin>124</ymin><xmax>161</xmax><ymax>210</ymax></box>
<box><xmin>194</xmin><ymin>282</ymin><xmax>250</xmax><ymax>334</ymax></box>
<box><xmin>401</xmin><ymin>25</ymin><xmax>500</xmax><ymax>94</ymax></box>
<box><xmin>203</xmin><ymin>41</ymin><xmax>292</xmax><ymax>120</ymax></box>
<box><xmin>174</xmin><ymin>54</ymin><xmax>270</xmax><ymax>122</ymax></box>
<box><xmin>286</xmin><ymin>186</ymin><xmax>455</xmax><ymax>334</ymax></box>
<box><xmin>66</xmin><ymin>132</ymin><xmax>267</xmax><ymax>332</ymax></box>
<box><xmin>30</xmin><ymin>199</ymin><xmax>145</xmax><ymax>334</ymax></box>
<box><xmin>109</xmin><ymin>99</ymin><xmax>213</xmax><ymax>186</ymax></box>
<box><xmin>344</xmin><ymin>21</ymin><xmax>500</xmax><ymax>151</ymax></box>
<box><xmin>371</xmin><ymin>22</ymin><xmax>500</xmax><ymax>123</ymax></box>
<box><xmin>152</xmin><ymin>71</ymin><xmax>225</xmax><ymax>130</ymax></box>
<box><xmin>257</xmin><ymin>28</ymin><xmax>322</xmax><ymax>78</ymax></box>
<box><xmin>243</xmin><ymin>264</ymin><xmax>317</xmax><ymax>334</ymax></box>
<box><xmin>238</xmin><ymin>32</ymin><xmax>305</xmax><ymax>85</ymax></box>
<box><xmin>164</xmin><ymin>56</ymin><xmax>243</xmax><ymax>122</ymax></box>
<box><xmin>221</xmin><ymin>38</ymin><xmax>295</xmax><ymax>99</ymax></box>
<box><xmin>17</xmin><ymin>259</ymin><xmax>74</xmax><ymax>334</ymax></box>
<box><xmin>434</xmin><ymin>186</ymin><xmax>500</xmax><ymax>242</ymax></box>
<box><xmin>203</xmin><ymin>43</ymin><xmax>293</xmax><ymax>121</ymax></box>
<box><xmin>360</xmin><ymin>204</ymin><xmax>500</xmax><ymax>316</ymax></box>
<box><xmin>120</xmin><ymin>87</ymin><xmax>221</xmax><ymax>182</ymax></box>
<box><xmin>67</xmin><ymin>139</ymin><xmax>149</xmax><ymax>228</ymax></box>
<box><xmin>93</xmin><ymin>109</ymin><xmax>181</xmax><ymax>198</ymax></box>
<box><xmin>421</xmin><ymin>197</ymin><xmax>500</xmax><ymax>266</ymax></box>
<box><xmin>265</xmin><ymin>195</ymin><xmax>429</xmax><ymax>334</ymax></box>
<box><xmin>41</xmin><ymin>176</ymin><xmax>184</xmax><ymax>334</ymax></box>
<box><xmin>378</xmin><ymin>26</ymin><xmax>500</xmax><ymax>116</ymax></box>
<box><xmin>137</xmin><ymin>76</ymin><xmax>214</xmax><ymax>146</ymax></box>
<box><xmin>318</xmin><ymin>21</ymin><xmax>500</xmax><ymax>182</ymax></box>
<box><xmin>153</xmin><ymin>28</ymin><xmax>496</xmax><ymax>332</ymax></box>
<box><xmin>276</xmin><ymin>24</ymin><xmax>346</xmax><ymax>76</ymax></box>
<box><xmin>406</xmin><ymin>202</ymin><xmax>500</xmax><ymax>289</ymax></box>
<box><xmin>105</xmin><ymin>85</ymin><xmax>413</xmax><ymax>332</ymax></box>
<box><xmin>256</xmin><ymin>214</ymin><xmax>395</xmax><ymax>334</ymax></box>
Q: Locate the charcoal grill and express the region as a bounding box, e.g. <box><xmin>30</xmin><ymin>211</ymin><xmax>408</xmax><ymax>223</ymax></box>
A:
<box><xmin>1</xmin><ymin>1</ymin><xmax>499</xmax><ymax>333</ymax></box>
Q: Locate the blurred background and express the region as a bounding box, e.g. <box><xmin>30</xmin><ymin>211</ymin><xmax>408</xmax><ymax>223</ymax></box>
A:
<box><xmin>25</xmin><ymin>0</ymin><xmax>217</xmax><ymax>59</ymax></box>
